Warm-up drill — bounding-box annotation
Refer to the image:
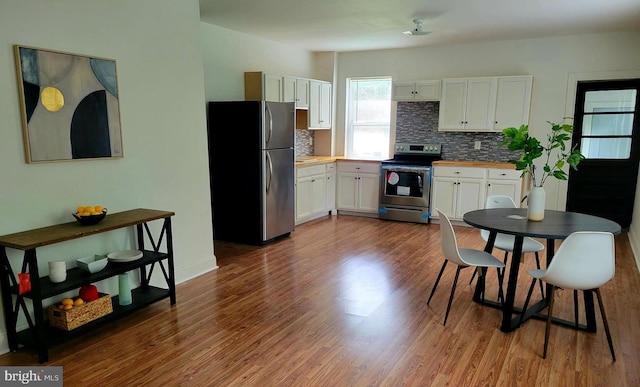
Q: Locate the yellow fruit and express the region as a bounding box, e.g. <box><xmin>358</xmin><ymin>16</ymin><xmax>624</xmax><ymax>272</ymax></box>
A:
<box><xmin>61</xmin><ymin>298</ymin><xmax>74</xmax><ymax>306</ymax></box>
<box><xmin>84</xmin><ymin>206</ymin><xmax>95</xmax><ymax>213</ymax></box>
<box><xmin>94</xmin><ymin>205</ymin><xmax>104</xmax><ymax>213</ymax></box>
<box><xmin>73</xmin><ymin>298</ymin><xmax>84</xmax><ymax>306</ymax></box>
<box><xmin>63</xmin><ymin>304</ymin><xmax>73</xmax><ymax>310</ymax></box>
<box><xmin>79</xmin><ymin>211</ymin><xmax>91</xmax><ymax>216</ymax></box>
<box><xmin>76</xmin><ymin>206</ymin><xmax>86</xmax><ymax>213</ymax></box>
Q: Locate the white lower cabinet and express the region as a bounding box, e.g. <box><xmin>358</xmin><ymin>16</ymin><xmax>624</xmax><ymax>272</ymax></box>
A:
<box><xmin>336</xmin><ymin>162</ymin><xmax>380</xmax><ymax>214</ymax></box>
<box><xmin>296</xmin><ymin>163</ymin><xmax>336</xmax><ymax>225</ymax></box>
<box><xmin>431</xmin><ymin>165</ymin><xmax>522</xmax><ymax>220</ymax></box>
<box><xmin>486</xmin><ymin>168</ymin><xmax>523</xmax><ymax>204</ymax></box>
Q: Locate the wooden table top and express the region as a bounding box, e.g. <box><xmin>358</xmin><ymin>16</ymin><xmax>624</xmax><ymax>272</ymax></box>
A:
<box><xmin>0</xmin><ymin>209</ymin><xmax>175</xmax><ymax>250</ymax></box>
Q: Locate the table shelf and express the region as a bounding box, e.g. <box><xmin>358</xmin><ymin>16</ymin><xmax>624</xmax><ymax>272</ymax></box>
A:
<box><xmin>12</xmin><ymin>250</ymin><xmax>168</xmax><ymax>300</ymax></box>
<box><xmin>16</xmin><ymin>286</ymin><xmax>170</xmax><ymax>349</ymax></box>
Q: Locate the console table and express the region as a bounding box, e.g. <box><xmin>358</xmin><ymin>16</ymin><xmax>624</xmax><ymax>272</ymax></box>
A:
<box><xmin>0</xmin><ymin>208</ymin><xmax>176</xmax><ymax>362</ymax></box>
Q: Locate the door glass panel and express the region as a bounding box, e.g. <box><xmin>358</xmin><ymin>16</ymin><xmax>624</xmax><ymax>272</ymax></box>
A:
<box><xmin>580</xmin><ymin>138</ymin><xmax>631</xmax><ymax>159</ymax></box>
<box><xmin>584</xmin><ymin>90</ymin><xmax>636</xmax><ymax>113</ymax></box>
<box><xmin>581</xmin><ymin>113</ymin><xmax>634</xmax><ymax>136</ymax></box>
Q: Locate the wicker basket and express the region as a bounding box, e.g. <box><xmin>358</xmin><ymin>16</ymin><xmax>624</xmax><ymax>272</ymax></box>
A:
<box><xmin>48</xmin><ymin>293</ymin><xmax>113</xmax><ymax>331</ymax></box>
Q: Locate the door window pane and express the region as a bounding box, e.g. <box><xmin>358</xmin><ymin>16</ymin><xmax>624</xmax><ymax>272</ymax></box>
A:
<box><xmin>581</xmin><ymin>113</ymin><xmax>634</xmax><ymax>136</ymax></box>
<box><xmin>584</xmin><ymin>90</ymin><xmax>636</xmax><ymax>112</ymax></box>
<box><xmin>580</xmin><ymin>138</ymin><xmax>631</xmax><ymax>159</ymax></box>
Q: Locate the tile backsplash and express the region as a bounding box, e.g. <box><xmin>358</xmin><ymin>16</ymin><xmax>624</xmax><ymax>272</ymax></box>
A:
<box><xmin>295</xmin><ymin>129</ymin><xmax>314</xmax><ymax>156</ymax></box>
<box><xmin>396</xmin><ymin>101</ymin><xmax>514</xmax><ymax>162</ymax></box>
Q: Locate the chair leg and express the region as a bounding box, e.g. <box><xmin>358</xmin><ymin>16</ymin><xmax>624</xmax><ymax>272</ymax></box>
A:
<box><xmin>496</xmin><ymin>267</ymin><xmax>505</xmax><ymax>304</ymax></box>
<box><xmin>502</xmin><ymin>251</ymin><xmax>509</xmax><ymax>277</ymax></box>
<box><xmin>428</xmin><ymin>260</ymin><xmax>448</xmax><ymax>305</ymax></box>
<box><xmin>543</xmin><ymin>286</ymin><xmax>556</xmax><ymax>359</ymax></box>
<box><xmin>519</xmin><ymin>277</ymin><xmax>537</xmax><ymax>326</ymax></box>
<box><xmin>594</xmin><ymin>288</ymin><xmax>616</xmax><ymax>361</ymax></box>
<box><xmin>443</xmin><ymin>266</ymin><xmax>462</xmax><ymax>326</ymax></box>
<box><xmin>573</xmin><ymin>290</ymin><xmax>579</xmax><ymax>327</ymax></box>
<box><xmin>534</xmin><ymin>252</ymin><xmax>544</xmax><ymax>298</ymax></box>
<box><xmin>468</xmin><ymin>267</ymin><xmax>477</xmax><ymax>285</ymax></box>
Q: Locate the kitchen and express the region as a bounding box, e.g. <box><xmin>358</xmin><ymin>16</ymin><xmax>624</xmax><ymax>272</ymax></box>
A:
<box><xmin>200</xmin><ymin>22</ymin><xmax>640</xmax><ymax>251</ymax></box>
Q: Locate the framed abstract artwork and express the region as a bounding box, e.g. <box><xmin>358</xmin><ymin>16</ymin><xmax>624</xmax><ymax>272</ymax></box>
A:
<box><xmin>14</xmin><ymin>45</ymin><xmax>123</xmax><ymax>163</ymax></box>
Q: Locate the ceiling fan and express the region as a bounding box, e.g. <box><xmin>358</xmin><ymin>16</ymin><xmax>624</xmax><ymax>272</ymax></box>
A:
<box><xmin>403</xmin><ymin>19</ymin><xmax>431</xmax><ymax>36</ymax></box>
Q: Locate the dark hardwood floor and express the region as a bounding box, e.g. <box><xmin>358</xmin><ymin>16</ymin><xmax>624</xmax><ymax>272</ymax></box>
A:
<box><xmin>0</xmin><ymin>215</ymin><xmax>638</xmax><ymax>386</ymax></box>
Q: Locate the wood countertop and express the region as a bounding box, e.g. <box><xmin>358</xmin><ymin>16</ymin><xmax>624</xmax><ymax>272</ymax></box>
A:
<box><xmin>296</xmin><ymin>156</ymin><xmax>383</xmax><ymax>168</ymax></box>
<box><xmin>432</xmin><ymin>160</ymin><xmax>515</xmax><ymax>169</ymax></box>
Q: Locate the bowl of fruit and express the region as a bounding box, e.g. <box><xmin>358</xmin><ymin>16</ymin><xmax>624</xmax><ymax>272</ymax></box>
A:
<box><xmin>73</xmin><ymin>205</ymin><xmax>107</xmax><ymax>226</ymax></box>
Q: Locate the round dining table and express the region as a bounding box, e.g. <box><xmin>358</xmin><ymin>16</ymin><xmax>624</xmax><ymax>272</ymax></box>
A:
<box><xmin>463</xmin><ymin>208</ymin><xmax>621</xmax><ymax>333</ymax></box>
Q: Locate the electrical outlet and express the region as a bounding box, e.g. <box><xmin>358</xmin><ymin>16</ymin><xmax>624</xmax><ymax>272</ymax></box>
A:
<box><xmin>474</xmin><ymin>140</ymin><xmax>481</xmax><ymax>150</ymax></box>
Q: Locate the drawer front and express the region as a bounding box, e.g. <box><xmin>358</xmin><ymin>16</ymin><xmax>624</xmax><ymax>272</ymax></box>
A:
<box><xmin>337</xmin><ymin>162</ymin><xmax>380</xmax><ymax>174</ymax></box>
<box><xmin>326</xmin><ymin>163</ymin><xmax>336</xmax><ymax>173</ymax></box>
<box><xmin>433</xmin><ymin>166</ymin><xmax>486</xmax><ymax>179</ymax></box>
<box><xmin>297</xmin><ymin>164</ymin><xmax>326</xmax><ymax>178</ymax></box>
<box><xmin>488</xmin><ymin>168</ymin><xmax>521</xmax><ymax>180</ymax></box>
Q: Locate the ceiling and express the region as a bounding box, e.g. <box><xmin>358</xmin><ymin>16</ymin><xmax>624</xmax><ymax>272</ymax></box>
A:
<box><xmin>199</xmin><ymin>0</ymin><xmax>640</xmax><ymax>52</ymax></box>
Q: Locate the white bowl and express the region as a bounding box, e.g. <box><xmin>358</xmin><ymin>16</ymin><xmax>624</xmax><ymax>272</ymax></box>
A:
<box><xmin>76</xmin><ymin>254</ymin><xmax>108</xmax><ymax>273</ymax></box>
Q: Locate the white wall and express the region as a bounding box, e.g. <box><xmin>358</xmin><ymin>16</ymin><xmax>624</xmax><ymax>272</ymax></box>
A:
<box><xmin>201</xmin><ymin>22</ymin><xmax>315</xmax><ymax>101</ymax></box>
<box><xmin>0</xmin><ymin>0</ymin><xmax>216</xmax><ymax>353</ymax></box>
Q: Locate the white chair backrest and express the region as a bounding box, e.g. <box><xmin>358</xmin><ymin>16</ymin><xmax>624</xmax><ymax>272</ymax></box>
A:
<box><xmin>437</xmin><ymin>209</ymin><xmax>467</xmax><ymax>266</ymax></box>
<box><xmin>481</xmin><ymin>195</ymin><xmax>518</xmax><ymax>240</ymax></box>
<box><xmin>541</xmin><ymin>231</ymin><xmax>615</xmax><ymax>290</ymax></box>
<box><xmin>485</xmin><ymin>195</ymin><xmax>517</xmax><ymax>209</ymax></box>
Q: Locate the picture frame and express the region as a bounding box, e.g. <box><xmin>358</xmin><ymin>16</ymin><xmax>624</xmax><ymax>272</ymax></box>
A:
<box><xmin>13</xmin><ymin>45</ymin><xmax>123</xmax><ymax>163</ymax></box>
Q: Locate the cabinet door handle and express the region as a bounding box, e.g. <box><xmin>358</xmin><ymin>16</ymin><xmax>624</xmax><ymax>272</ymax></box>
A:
<box><xmin>500</xmin><ymin>173</ymin><xmax>507</xmax><ymax>176</ymax></box>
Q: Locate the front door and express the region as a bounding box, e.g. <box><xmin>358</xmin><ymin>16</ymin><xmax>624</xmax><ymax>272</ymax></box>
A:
<box><xmin>566</xmin><ymin>79</ymin><xmax>640</xmax><ymax>229</ymax></box>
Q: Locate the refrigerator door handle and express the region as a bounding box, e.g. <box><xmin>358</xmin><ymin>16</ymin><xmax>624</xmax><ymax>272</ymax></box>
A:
<box><xmin>265</xmin><ymin>104</ymin><xmax>273</xmax><ymax>146</ymax></box>
<box><xmin>266</xmin><ymin>152</ymin><xmax>273</xmax><ymax>192</ymax></box>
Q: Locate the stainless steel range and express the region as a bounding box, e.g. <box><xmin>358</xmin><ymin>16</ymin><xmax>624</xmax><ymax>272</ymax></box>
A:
<box><xmin>379</xmin><ymin>143</ymin><xmax>442</xmax><ymax>223</ymax></box>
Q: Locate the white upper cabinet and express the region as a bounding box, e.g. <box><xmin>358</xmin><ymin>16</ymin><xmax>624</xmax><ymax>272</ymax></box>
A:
<box><xmin>283</xmin><ymin>76</ymin><xmax>309</xmax><ymax>109</ymax></box>
<box><xmin>439</xmin><ymin>75</ymin><xmax>532</xmax><ymax>132</ymax></box>
<box><xmin>439</xmin><ymin>77</ymin><xmax>497</xmax><ymax>131</ymax></box>
<box><xmin>392</xmin><ymin>80</ymin><xmax>441</xmax><ymax>101</ymax></box>
<box><xmin>309</xmin><ymin>80</ymin><xmax>332</xmax><ymax>129</ymax></box>
<box><xmin>493</xmin><ymin>75</ymin><xmax>533</xmax><ymax>131</ymax></box>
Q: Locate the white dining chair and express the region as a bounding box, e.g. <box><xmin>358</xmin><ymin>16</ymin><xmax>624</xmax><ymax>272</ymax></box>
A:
<box><xmin>519</xmin><ymin>231</ymin><xmax>616</xmax><ymax>360</ymax></box>
<box><xmin>470</xmin><ymin>195</ymin><xmax>545</xmax><ymax>298</ymax></box>
<box><xmin>427</xmin><ymin>209</ymin><xmax>505</xmax><ymax>326</ymax></box>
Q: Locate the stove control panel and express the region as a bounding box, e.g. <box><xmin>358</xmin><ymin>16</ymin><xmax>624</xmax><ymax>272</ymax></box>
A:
<box><xmin>394</xmin><ymin>143</ymin><xmax>441</xmax><ymax>156</ymax></box>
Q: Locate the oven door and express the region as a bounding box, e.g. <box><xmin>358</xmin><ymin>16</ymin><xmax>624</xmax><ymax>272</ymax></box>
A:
<box><xmin>380</xmin><ymin>165</ymin><xmax>431</xmax><ymax>208</ymax></box>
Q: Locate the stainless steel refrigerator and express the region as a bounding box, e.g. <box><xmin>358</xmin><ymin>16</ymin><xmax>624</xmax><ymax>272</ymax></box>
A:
<box><xmin>207</xmin><ymin>101</ymin><xmax>295</xmax><ymax>245</ymax></box>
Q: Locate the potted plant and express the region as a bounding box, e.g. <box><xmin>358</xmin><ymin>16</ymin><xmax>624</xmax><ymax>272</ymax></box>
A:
<box><xmin>499</xmin><ymin>120</ymin><xmax>585</xmax><ymax>221</ymax></box>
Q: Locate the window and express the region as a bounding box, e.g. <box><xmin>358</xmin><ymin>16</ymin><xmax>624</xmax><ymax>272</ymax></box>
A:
<box><xmin>345</xmin><ymin>77</ymin><xmax>392</xmax><ymax>159</ymax></box>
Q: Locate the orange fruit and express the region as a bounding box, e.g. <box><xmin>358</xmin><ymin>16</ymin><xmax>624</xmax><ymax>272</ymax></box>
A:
<box><xmin>61</xmin><ymin>298</ymin><xmax>74</xmax><ymax>306</ymax></box>
<box><xmin>84</xmin><ymin>206</ymin><xmax>95</xmax><ymax>213</ymax></box>
<box><xmin>76</xmin><ymin>206</ymin><xmax>85</xmax><ymax>213</ymax></box>
<box><xmin>74</xmin><ymin>298</ymin><xmax>84</xmax><ymax>306</ymax></box>
<box><xmin>63</xmin><ymin>304</ymin><xmax>73</xmax><ymax>310</ymax></box>
<box><xmin>94</xmin><ymin>205</ymin><xmax>104</xmax><ymax>213</ymax></box>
